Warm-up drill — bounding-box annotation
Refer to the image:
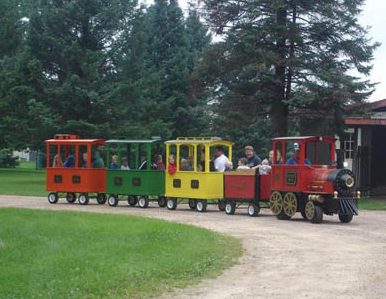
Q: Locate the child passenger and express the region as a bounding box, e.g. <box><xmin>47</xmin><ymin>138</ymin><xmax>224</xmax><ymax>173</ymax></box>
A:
<box><xmin>259</xmin><ymin>159</ymin><xmax>272</xmax><ymax>175</ymax></box>
<box><xmin>168</xmin><ymin>155</ymin><xmax>177</xmax><ymax>175</ymax></box>
<box><xmin>110</xmin><ymin>155</ymin><xmax>119</xmax><ymax>169</ymax></box>
<box><xmin>121</xmin><ymin>157</ymin><xmax>130</xmax><ymax>170</ymax></box>
<box><xmin>237</xmin><ymin>158</ymin><xmax>250</xmax><ymax>170</ymax></box>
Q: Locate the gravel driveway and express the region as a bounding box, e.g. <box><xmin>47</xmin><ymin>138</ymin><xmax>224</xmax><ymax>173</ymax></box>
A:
<box><xmin>1</xmin><ymin>195</ymin><xmax>386</xmax><ymax>299</ymax></box>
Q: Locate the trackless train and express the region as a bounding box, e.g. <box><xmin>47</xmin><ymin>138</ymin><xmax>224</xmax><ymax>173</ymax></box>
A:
<box><xmin>45</xmin><ymin>134</ymin><xmax>359</xmax><ymax>223</ymax></box>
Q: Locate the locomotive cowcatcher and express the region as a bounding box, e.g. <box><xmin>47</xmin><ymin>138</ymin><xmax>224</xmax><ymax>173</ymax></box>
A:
<box><xmin>269</xmin><ymin>136</ymin><xmax>360</xmax><ymax>223</ymax></box>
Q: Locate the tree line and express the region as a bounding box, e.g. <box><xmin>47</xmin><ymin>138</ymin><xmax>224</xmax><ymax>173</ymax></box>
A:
<box><xmin>0</xmin><ymin>0</ymin><xmax>378</xmax><ymax>158</ymax></box>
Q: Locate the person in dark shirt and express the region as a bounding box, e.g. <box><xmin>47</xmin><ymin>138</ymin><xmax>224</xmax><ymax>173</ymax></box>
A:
<box><xmin>244</xmin><ymin>145</ymin><xmax>262</xmax><ymax>169</ymax></box>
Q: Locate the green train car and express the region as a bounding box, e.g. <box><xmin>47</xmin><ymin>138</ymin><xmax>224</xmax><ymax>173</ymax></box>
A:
<box><xmin>106</xmin><ymin>139</ymin><xmax>166</xmax><ymax>208</ymax></box>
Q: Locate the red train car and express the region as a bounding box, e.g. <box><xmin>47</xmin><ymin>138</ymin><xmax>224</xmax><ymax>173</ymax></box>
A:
<box><xmin>224</xmin><ymin>170</ymin><xmax>271</xmax><ymax>216</ymax></box>
<box><xmin>45</xmin><ymin>134</ymin><xmax>107</xmax><ymax>205</ymax></box>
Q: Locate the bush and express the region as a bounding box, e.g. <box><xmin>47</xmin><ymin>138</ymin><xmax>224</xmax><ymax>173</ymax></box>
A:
<box><xmin>0</xmin><ymin>148</ymin><xmax>19</xmax><ymax>168</ymax></box>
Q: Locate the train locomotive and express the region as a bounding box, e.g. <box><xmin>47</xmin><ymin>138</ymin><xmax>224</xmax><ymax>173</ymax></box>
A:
<box><xmin>45</xmin><ymin>135</ymin><xmax>360</xmax><ymax>224</ymax></box>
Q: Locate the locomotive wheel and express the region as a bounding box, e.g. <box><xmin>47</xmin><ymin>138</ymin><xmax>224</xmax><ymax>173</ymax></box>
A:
<box><xmin>339</xmin><ymin>214</ymin><xmax>353</xmax><ymax>223</ymax></box>
<box><xmin>78</xmin><ymin>193</ymin><xmax>89</xmax><ymax>205</ymax></box>
<box><xmin>138</xmin><ymin>197</ymin><xmax>149</xmax><ymax>208</ymax></box>
<box><xmin>166</xmin><ymin>198</ymin><xmax>177</xmax><ymax>210</ymax></box>
<box><xmin>66</xmin><ymin>192</ymin><xmax>76</xmax><ymax>204</ymax></box>
<box><xmin>247</xmin><ymin>203</ymin><xmax>260</xmax><ymax>217</ymax></box>
<box><xmin>157</xmin><ymin>197</ymin><xmax>167</xmax><ymax>208</ymax></box>
<box><xmin>305</xmin><ymin>201</ymin><xmax>323</xmax><ymax>223</ymax></box>
<box><xmin>283</xmin><ymin>192</ymin><xmax>297</xmax><ymax>218</ymax></box>
<box><xmin>188</xmin><ymin>199</ymin><xmax>197</xmax><ymax>209</ymax></box>
<box><xmin>218</xmin><ymin>200</ymin><xmax>226</xmax><ymax>211</ymax></box>
<box><xmin>269</xmin><ymin>191</ymin><xmax>283</xmax><ymax>215</ymax></box>
<box><xmin>108</xmin><ymin>195</ymin><xmax>118</xmax><ymax>207</ymax></box>
<box><xmin>48</xmin><ymin>192</ymin><xmax>59</xmax><ymax>204</ymax></box>
<box><xmin>128</xmin><ymin>196</ymin><xmax>138</xmax><ymax>206</ymax></box>
<box><xmin>225</xmin><ymin>201</ymin><xmax>236</xmax><ymax>215</ymax></box>
<box><xmin>96</xmin><ymin>193</ymin><xmax>107</xmax><ymax>205</ymax></box>
<box><xmin>196</xmin><ymin>200</ymin><xmax>207</xmax><ymax>212</ymax></box>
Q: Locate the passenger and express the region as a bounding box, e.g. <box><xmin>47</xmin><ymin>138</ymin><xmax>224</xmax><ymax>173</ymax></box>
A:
<box><xmin>63</xmin><ymin>154</ymin><xmax>75</xmax><ymax>167</ymax></box>
<box><xmin>168</xmin><ymin>154</ymin><xmax>177</xmax><ymax>174</ymax></box>
<box><xmin>180</xmin><ymin>158</ymin><xmax>193</xmax><ymax>171</ymax></box>
<box><xmin>139</xmin><ymin>155</ymin><xmax>147</xmax><ymax>170</ymax></box>
<box><xmin>214</xmin><ymin>146</ymin><xmax>230</xmax><ymax>172</ymax></box>
<box><xmin>237</xmin><ymin>158</ymin><xmax>250</xmax><ymax>170</ymax></box>
<box><xmin>52</xmin><ymin>154</ymin><xmax>62</xmax><ymax>167</ymax></box>
<box><xmin>269</xmin><ymin>150</ymin><xmax>282</xmax><ymax>165</ymax></box>
<box><xmin>199</xmin><ymin>147</ymin><xmax>206</xmax><ymax>171</ymax></box>
<box><xmin>154</xmin><ymin>154</ymin><xmax>165</xmax><ymax>170</ymax></box>
<box><xmin>225</xmin><ymin>160</ymin><xmax>234</xmax><ymax>171</ymax></box>
<box><xmin>244</xmin><ymin>145</ymin><xmax>262</xmax><ymax>169</ymax></box>
<box><xmin>92</xmin><ymin>151</ymin><xmax>104</xmax><ymax>168</ymax></box>
<box><xmin>110</xmin><ymin>155</ymin><xmax>119</xmax><ymax>170</ymax></box>
<box><xmin>259</xmin><ymin>159</ymin><xmax>272</xmax><ymax>175</ymax></box>
<box><xmin>121</xmin><ymin>157</ymin><xmax>130</xmax><ymax>170</ymax></box>
<box><xmin>81</xmin><ymin>152</ymin><xmax>88</xmax><ymax>168</ymax></box>
<box><xmin>286</xmin><ymin>143</ymin><xmax>311</xmax><ymax>165</ymax></box>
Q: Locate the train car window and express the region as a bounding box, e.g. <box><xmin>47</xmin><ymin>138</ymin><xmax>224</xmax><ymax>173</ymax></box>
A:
<box><xmin>49</xmin><ymin>144</ymin><xmax>61</xmax><ymax>167</ymax></box>
<box><xmin>275</xmin><ymin>142</ymin><xmax>283</xmax><ymax>164</ymax></box>
<box><xmin>78</xmin><ymin>144</ymin><xmax>88</xmax><ymax>168</ymax></box>
<box><xmin>285</xmin><ymin>141</ymin><xmax>297</xmax><ymax>165</ymax></box>
<box><xmin>179</xmin><ymin>145</ymin><xmax>194</xmax><ymax>171</ymax></box>
<box><xmin>316</xmin><ymin>141</ymin><xmax>332</xmax><ymax>165</ymax></box>
<box><xmin>62</xmin><ymin>144</ymin><xmax>76</xmax><ymax>168</ymax></box>
<box><xmin>305</xmin><ymin>142</ymin><xmax>316</xmax><ymax>164</ymax></box>
<box><xmin>91</xmin><ymin>144</ymin><xmax>105</xmax><ymax>168</ymax></box>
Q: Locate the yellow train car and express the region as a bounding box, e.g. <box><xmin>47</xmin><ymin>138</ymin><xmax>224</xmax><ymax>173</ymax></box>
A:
<box><xmin>165</xmin><ymin>137</ymin><xmax>233</xmax><ymax>212</ymax></box>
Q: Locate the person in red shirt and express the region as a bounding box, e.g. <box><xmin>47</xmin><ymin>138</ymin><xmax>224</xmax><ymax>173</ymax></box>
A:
<box><xmin>168</xmin><ymin>154</ymin><xmax>177</xmax><ymax>174</ymax></box>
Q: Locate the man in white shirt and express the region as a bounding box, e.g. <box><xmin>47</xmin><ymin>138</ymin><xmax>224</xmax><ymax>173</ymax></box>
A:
<box><xmin>214</xmin><ymin>146</ymin><xmax>230</xmax><ymax>172</ymax></box>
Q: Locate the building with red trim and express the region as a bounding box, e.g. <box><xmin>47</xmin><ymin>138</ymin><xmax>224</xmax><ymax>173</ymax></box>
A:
<box><xmin>344</xmin><ymin>99</ymin><xmax>386</xmax><ymax>196</ymax></box>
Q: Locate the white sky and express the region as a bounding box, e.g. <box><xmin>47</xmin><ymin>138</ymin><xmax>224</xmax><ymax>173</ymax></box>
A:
<box><xmin>147</xmin><ymin>0</ymin><xmax>386</xmax><ymax>102</ymax></box>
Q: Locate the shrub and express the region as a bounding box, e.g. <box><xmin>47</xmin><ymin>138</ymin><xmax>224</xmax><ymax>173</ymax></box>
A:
<box><xmin>0</xmin><ymin>148</ymin><xmax>19</xmax><ymax>168</ymax></box>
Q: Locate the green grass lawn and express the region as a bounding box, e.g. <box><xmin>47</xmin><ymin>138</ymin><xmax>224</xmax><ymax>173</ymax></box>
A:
<box><xmin>0</xmin><ymin>208</ymin><xmax>242</xmax><ymax>298</ymax></box>
<box><xmin>0</xmin><ymin>162</ymin><xmax>46</xmax><ymax>196</ymax></box>
<box><xmin>358</xmin><ymin>197</ymin><xmax>386</xmax><ymax>211</ymax></box>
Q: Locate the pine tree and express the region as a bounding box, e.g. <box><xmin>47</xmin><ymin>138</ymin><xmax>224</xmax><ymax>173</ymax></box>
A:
<box><xmin>202</xmin><ymin>0</ymin><xmax>378</xmax><ymax>138</ymax></box>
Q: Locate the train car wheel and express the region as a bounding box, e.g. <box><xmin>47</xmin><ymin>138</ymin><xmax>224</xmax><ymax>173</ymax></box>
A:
<box><xmin>305</xmin><ymin>201</ymin><xmax>323</xmax><ymax>223</ymax></box>
<box><xmin>128</xmin><ymin>196</ymin><xmax>138</xmax><ymax>206</ymax></box>
<box><xmin>166</xmin><ymin>198</ymin><xmax>177</xmax><ymax>210</ymax></box>
<box><xmin>283</xmin><ymin>192</ymin><xmax>297</xmax><ymax>218</ymax></box>
<box><xmin>188</xmin><ymin>199</ymin><xmax>197</xmax><ymax>209</ymax></box>
<box><xmin>248</xmin><ymin>203</ymin><xmax>260</xmax><ymax>217</ymax></box>
<box><xmin>196</xmin><ymin>200</ymin><xmax>207</xmax><ymax>212</ymax></box>
<box><xmin>157</xmin><ymin>197</ymin><xmax>167</xmax><ymax>208</ymax></box>
<box><xmin>138</xmin><ymin>197</ymin><xmax>149</xmax><ymax>208</ymax></box>
<box><xmin>339</xmin><ymin>214</ymin><xmax>353</xmax><ymax>223</ymax></box>
<box><xmin>78</xmin><ymin>193</ymin><xmax>89</xmax><ymax>205</ymax></box>
<box><xmin>225</xmin><ymin>201</ymin><xmax>236</xmax><ymax>215</ymax></box>
<box><xmin>269</xmin><ymin>191</ymin><xmax>283</xmax><ymax>215</ymax></box>
<box><xmin>66</xmin><ymin>192</ymin><xmax>76</xmax><ymax>204</ymax></box>
<box><xmin>218</xmin><ymin>200</ymin><xmax>226</xmax><ymax>211</ymax></box>
<box><xmin>108</xmin><ymin>195</ymin><xmax>118</xmax><ymax>207</ymax></box>
<box><xmin>96</xmin><ymin>193</ymin><xmax>107</xmax><ymax>205</ymax></box>
<box><xmin>48</xmin><ymin>192</ymin><xmax>59</xmax><ymax>204</ymax></box>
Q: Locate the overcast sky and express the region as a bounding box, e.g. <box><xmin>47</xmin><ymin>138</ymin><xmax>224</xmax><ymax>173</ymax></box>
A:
<box><xmin>145</xmin><ymin>0</ymin><xmax>386</xmax><ymax>102</ymax></box>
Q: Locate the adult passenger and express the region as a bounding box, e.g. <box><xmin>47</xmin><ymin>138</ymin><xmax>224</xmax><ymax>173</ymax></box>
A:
<box><xmin>168</xmin><ymin>155</ymin><xmax>177</xmax><ymax>175</ymax></box>
<box><xmin>214</xmin><ymin>146</ymin><xmax>230</xmax><ymax>172</ymax></box>
<box><xmin>286</xmin><ymin>143</ymin><xmax>311</xmax><ymax>165</ymax></box>
<box><xmin>244</xmin><ymin>145</ymin><xmax>262</xmax><ymax>169</ymax></box>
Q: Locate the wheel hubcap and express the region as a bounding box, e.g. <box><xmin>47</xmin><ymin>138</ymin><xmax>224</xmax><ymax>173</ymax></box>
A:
<box><xmin>248</xmin><ymin>205</ymin><xmax>255</xmax><ymax>215</ymax></box>
<box><xmin>197</xmin><ymin>202</ymin><xmax>203</xmax><ymax>211</ymax></box>
<box><xmin>305</xmin><ymin>201</ymin><xmax>315</xmax><ymax>220</ymax></box>
<box><xmin>270</xmin><ymin>191</ymin><xmax>283</xmax><ymax>215</ymax></box>
<box><xmin>283</xmin><ymin>192</ymin><xmax>297</xmax><ymax>217</ymax></box>
<box><xmin>167</xmin><ymin>200</ymin><xmax>173</xmax><ymax>209</ymax></box>
<box><xmin>225</xmin><ymin>204</ymin><xmax>231</xmax><ymax>213</ymax></box>
<box><xmin>109</xmin><ymin>197</ymin><xmax>115</xmax><ymax>205</ymax></box>
<box><xmin>139</xmin><ymin>198</ymin><xmax>145</xmax><ymax>207</ymax></box>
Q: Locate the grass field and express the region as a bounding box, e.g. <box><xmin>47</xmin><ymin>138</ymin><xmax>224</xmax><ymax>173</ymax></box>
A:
<box><xmin>0</xmin><ymin>161</ymin><xmax>46</xmax><ymax>196</ymax></box>
<box><xmin>0</xmin><ymin>208</ymin><xmax>242</xmax><ymax>298</ymax></box>
<box><xmin>358</xmin><ymin>197</ymin><xmax>386</xmax><ymax>210</ymax></box>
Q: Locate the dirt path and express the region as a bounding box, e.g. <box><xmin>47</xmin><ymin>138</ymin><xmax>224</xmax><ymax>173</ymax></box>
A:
<box><xmin>1</xmin><ymin>195</ymin><xmax>386</xmax><ymax>299</ymax></box>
